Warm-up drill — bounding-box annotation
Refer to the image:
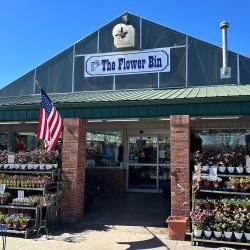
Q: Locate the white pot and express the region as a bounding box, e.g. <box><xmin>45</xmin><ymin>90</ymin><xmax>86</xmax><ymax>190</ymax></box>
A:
<box><xmin>204</xmin><ymin>230</ymin><xmax>212</xmax><ymax>238</ymax></box>
<box><xmin>227</xmin><ymin>166</ymin><xmax>235</xmax><ymax>174</ymax></box>
<box><xmin>193</xmin><ymin>229</ymin><xmax>202</xmax><ymax>238</ymax></box>
<box><xmin>27</xmin><ymin>164</ymin><xmax>34</xmax><ymax>170</ymax></box>
<box><xmin>244</xmin><ymin>232</ymin><xmax>250</xmax><ymax>240</ymax></box>
<box><xmin>213</xmin><ymin>231</ymin><xmax>222</xmax><ymax>238</ymax></box>
<box><xmin>202</xmin><ymin>165</ymin><xmax>209</xmax><ymax>172</ymax></box>
<box><xmin>39</xmin><ymin>164</ymin><xmax>46</xmax><ymax>170</ymax></box>
<box><xmin>218</xmin><ymin>166</ymin><xmax>226</xmax><ymax>173</ymax></box>
<box><xmin>0</xmin><ymin>164</ymin><xmax>3</xmax><ymax>169</ymax></box>
<box><xmin>46</xmin><ymin>164</ymin><xmax>53</xmax><ymax>170</ymax></box>
<box><xmin>20</xmin><ymin>164</ymin><xmax>27</xmax><ymax>170</ymax></box>
<box><xmin>236</xmin><ymin>166</ymin><xmax>244</xmax><ymax>174</ymax></box>
<box><xmin>33</xmin><ymin>164</ymin><xmax>40</xmax><ymax>170</ymax></box>
<box><xmin>9</xmin><ymin>163</ymin><xmax>15</xmax><ymax>170</ymax></box>
<box><xmin>52</xmin><ymin>163</ymin><xmax>58</xmax><ymax>169</ymax></box>
<box><xmin>3</xmin><ymin>164</ymin><xmax>8</xmax><ymax>169</ymax></box>
<box><xmin>234</xmin><ymin>232</ymin><xmax>243</xmax><ymax>240</ymax></box>
<box><xmin>245</xmin><ymin>167</ymin><xmax>250</xmax><ymax>174</ymax></box>
<box><xmin>14</xmin><ymin>164</ymin><xmax>20</xmax><ymax>170</ymax></box>
<box><xmin>224</xmin><ymin>231</ymin><xmax>232</xmax><ymax>239</ymax></box>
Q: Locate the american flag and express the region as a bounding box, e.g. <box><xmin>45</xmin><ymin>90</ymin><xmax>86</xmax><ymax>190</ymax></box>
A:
<box><xmin>37</xmin><ymin>88</ymin><xmax>62</xmax><ymax>151</ymax></box>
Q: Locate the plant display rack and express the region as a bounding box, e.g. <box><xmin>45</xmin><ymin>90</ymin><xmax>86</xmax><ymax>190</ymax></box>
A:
<box><xmin>0</xmin><ymin>168</ymin><xmax>60</xmax><ymax>238</ymax></box>
<box><xmin>191</xmin><ymin>169</ymin><xmax>250</xmax><ymax>248</ymax></box>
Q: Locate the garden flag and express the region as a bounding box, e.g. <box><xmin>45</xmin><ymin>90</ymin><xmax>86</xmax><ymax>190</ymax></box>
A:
<box><xmin>37</xmin><ymin>88</ymin><xmax>62</xmax><ymax>151</ymax></box>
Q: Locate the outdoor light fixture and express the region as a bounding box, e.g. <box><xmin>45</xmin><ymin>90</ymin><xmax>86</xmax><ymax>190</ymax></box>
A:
<box><xmin>200</xmin><ymin>116</ymin><xmax>240</xmax><ymax>120</ymax></box>
<box><xmin>160</xmin><ymin>118</ymin><xmax>170</xmax><ymax>121</ymax></box>
<box><xmin>87</xmin><ymin>119</ymin><xmax>104</xmax><ymax>123</ymax></box>
<box><xmin>106</xmin><ymin>118</ymin><xmax>140</xmax><ymax>122</ymax></box>
<box><xmin>0</xmin><ymin>121</ymin><xmax>38</xmax><ymax>125</ymax></box>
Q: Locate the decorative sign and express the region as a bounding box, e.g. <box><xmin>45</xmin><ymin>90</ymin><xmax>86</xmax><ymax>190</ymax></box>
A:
<box><xmin>8</xmin><ymin>154</ymin><xmax>15</xmax><ymax>163</ymax></box>
<box><xmin>0</xmin><ymin>184</ymin><xmax>6</xmax><ymax>194</ymax></box>
<box><xmin>84</xmin><ymin>48</ymin><xmax>170</xmax><ymax>77</ymax></box>
<box><xmin>18</xmin><ymin>190</ymin><xmax>25</xmax><ymax>200</ymax></box>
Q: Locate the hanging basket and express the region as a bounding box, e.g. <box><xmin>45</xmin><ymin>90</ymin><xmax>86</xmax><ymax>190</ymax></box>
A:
<box><xmin>166</xmin><ymin>216</ymin><xmax>189</xmax><ymax>241</ymax></box>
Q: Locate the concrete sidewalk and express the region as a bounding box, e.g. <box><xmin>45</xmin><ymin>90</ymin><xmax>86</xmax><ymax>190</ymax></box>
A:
<box><xmin>5</xmin><ymin>224</ymin><xmax>220</xmax><ymax>250</ymax></box>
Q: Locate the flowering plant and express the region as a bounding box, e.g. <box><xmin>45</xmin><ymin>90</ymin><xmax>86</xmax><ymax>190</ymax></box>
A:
<box><xmin>190</xmin><ymin>210</ymin><xmax>215</xmax><ymax>230</ymax></box>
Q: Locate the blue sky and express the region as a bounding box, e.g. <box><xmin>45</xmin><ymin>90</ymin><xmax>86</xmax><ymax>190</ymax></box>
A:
<box><xmin>0</xmin><ymin>0</ymin><xmax>249</xmax><ymax>89</ymax></box>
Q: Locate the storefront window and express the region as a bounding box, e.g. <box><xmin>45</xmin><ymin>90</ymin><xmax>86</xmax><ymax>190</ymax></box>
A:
<box><xmin>0</xmin><ymin>133</ymin><xmax>8</xmax><ymax>150</ymax></box>
<box><xmin>86</xmin><ymin>131</ymin><xmax>122</xmax><ymax>167</ymax></box>
<box><xmin>195</xmin><ymin>130</ymin><xmax>249</xmax><ymax>162</ymax></box>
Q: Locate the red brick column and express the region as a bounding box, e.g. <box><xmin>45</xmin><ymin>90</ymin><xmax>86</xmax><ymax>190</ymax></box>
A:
<box><xmin>61</xmin><ymin>118</ymin><xmax>87</xmax><ymax>223</ymax></box>
<box><xmin>170</xmin><ymin>115</ymin><xmax>190</xmax><ymax>217</ymax></box>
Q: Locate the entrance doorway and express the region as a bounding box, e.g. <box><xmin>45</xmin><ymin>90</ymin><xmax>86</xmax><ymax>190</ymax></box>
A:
<box><xmin>127</xmin><ymin>135</ymin><xmax>170</xmax><ymax>193</ymax></box>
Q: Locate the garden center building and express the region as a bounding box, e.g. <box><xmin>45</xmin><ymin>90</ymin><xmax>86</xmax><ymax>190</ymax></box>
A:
<box><xmin>0</xmin><ymin>12</ymin><xmax>250</xmax><ymax>223</ymax></box>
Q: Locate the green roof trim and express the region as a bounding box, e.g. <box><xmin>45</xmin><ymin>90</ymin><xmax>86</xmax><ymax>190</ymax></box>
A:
<box><xmin>0</xmin><ymin>85</ymin><xmax>250</xmax><ymax>121</ymax></box>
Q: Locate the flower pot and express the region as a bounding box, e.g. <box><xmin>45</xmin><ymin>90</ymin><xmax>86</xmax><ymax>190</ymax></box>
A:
<box><xmin>46</xmin><ymin>164</ymin><xmax>53</xmax><ymax>170</ymax></box>
<box><xmin>212</xmin><ymin>181</ymin><xmax>219</xmax><ymax>188</ymax></box>
<box><xmin>240</xmin><ymin>183</ymin><xmax>247</xmax><ymax>190</ymax></box>
<box><xmin>1</xmin><ymin>197</ymin><xmax>8</xmax><ymax>205</ymax></box>
<box><xmin>236</xmin><ymin>166</ymin><xmax>244</xmax><ymax>174</ymax></box>
<box><xmin>224</xmin><ymin>231</ymin><xmax>232</xmax><ymax>240</ymax></box>
<box><xmin>0</xmin><ymin>220</ymin><xmax>5</xmax><ymax>225</ymax></box>
<box><xmin>204</xmin><ymin>203</ymin><xmax>212</xmax><ymax>210</ymax></box>
<box><xmin>166</xmin><ymin>216</ymin><xmax>188</xmax><ymax>241</ymax></box>
<box><xmin>203</xmin><ymin>180</ymin><xmax>210</xmax><ymax>187</ymax></box>
<box><xmin>204</xmin><ymin>230</ymin><xmax>212</xmax><ymax>239</ymax></box>
<box><xmin>231</xmin><ymin>183</ymin><xmax>239</xmax><ymax>189</ymax></box>
<box><xmin>213</xmin><ymin>231</ymin><xmax>222</xmax><ymax>239</ymax></box>
<box><xmin>3</xmin><ymin>164</ymin><xmax>9</xmax><ymax>169</ymax></box>
<box><xmin>39</xmin><ymin>164</ymin><xmax>46</xmax><ymax>170</ymax></box>
<box><xmin>234</xmin><ymin>232</ymin><xmax>243</xmax><ymax>241</ymax></box>
<box><xmin>202</xmin><ymin>165</ymin><xmax>209</xmax><ymax>173</ymax></box>
<box><xmin>13</xmin><ymin>221</ymin><xmax>20</xmax><ymax>229</ymax></box>
<box><xmin>245</xmin><ymin>166</ymin><xmax>250</xmax><ymax>174</ymax></box>
<box><xmin>194</xmin><ymin>204</ymin><xmax>202</xmax><ymax>210</ymax></box>
<box><xmin>20</xmin><ymin>221</ymin><xmax>29</xmax><ymax>229</ymax></box>
<box><xmin>218</xmin><ymin>166</ymin><xmax>226</xmax><ymax>173</ymax></box>
<box><xmin>244</xmin><ymin>232</ymin><xmax>250</xmax><ymax>241</ymax></box>
<box><xmin>227</xmin><ymin>166</ymin><xmax>235</xmax><ymax>174</ymax></box>
<box><xmin>27</xmin><ymin>164</ymin><xmax>34</xmax><ymax>170</ymax></box>
<box><xmin>9</xmin><ymin>164</ymin><xmax>15</xmax><ymax>170</ymax></box>
<box><xmin>193</xmin><ymin>229</ymin><xmax>202</xmax><ymax>238</ymax></box>
<box><xmin>14</xmin><ymin>164</ymin><xmax>20</xmax><ymax>170</ymax></box>
<box><xmin>33</xmin><ymin>164</ymin><xmax>40</xmax><ymax>170</ymax></box>
<box><xmin>20</xmin><ymin>164</ymin><xmax>27</xmax><ymax>170</ymax></box>
<box><xmin>53</xmin><ymin>163</ymin><xmax>58</xmax><ymax>169</ymax></box>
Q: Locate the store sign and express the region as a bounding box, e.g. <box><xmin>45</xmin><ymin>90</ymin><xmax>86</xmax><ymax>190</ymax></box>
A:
<box><xmin>84</xmin><ymin>48</ymin><xmax>170</xmax><ymax>77</ymax></box>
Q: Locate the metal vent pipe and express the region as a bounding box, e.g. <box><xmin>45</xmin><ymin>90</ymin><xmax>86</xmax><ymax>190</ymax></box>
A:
<box><xmin>220</xmin><ymin>21</ymin><xmax>229</xmax><ymax>73</ymax></box>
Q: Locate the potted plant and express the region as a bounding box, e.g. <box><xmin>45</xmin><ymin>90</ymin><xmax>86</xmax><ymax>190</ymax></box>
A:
<box><xmin>4</xmin><ymin>215</ymin><xmax>14</xmax><ymax>228</ymax></box>
<box><xmin>0</xmin><ymin>192</ymin><xmax>11</xmax><ymax>205</ymax></box>
<box><xmin>0</xmin><ymin>213</ymin><xmax>6</xmax><ymax>224</ymax></box>
<box><xmin>18</xmin><ymin>215</ymin><xmax>30</xmax><ymax>229</ymax></box>
<box><xmin>212</xmin><ymin>222</ymin><xmax>223</xmax><ymax>239</ymax></box>
<box><xmin>166</xmin><ymin>215</ymin><xmax>189</xmax><ymax>240</ymax></box>
<box><xmin>211</xmin><ymin>176</ymin><xmax>222</xmax><ymax>188</ymax></box>
<box><xmin>232</xmin><ymin>210</ymin><xmax>245</xmax><ymax>241</ymax></box>
<box><xmin>229</xmin><ymin>177</ymin><xmax>239</xmax><ymax>189</ymax></box>
<box><xmin>193</xmin><ymin>199</ymin><xmax>204</xmax><ymax>210</ymax></box>
<box><xmin>203</xmin><ymin>222</ymin><xmax>213</xmax><ymax>239</ymax></box>
<box><xmin>244</xmin><ymin>213</ymin><xmax>250</xmax><ymax>242</ymax></box>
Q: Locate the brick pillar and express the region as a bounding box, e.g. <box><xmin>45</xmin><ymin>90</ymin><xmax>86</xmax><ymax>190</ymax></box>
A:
<box><xmin>170</xmin><ymin>115</ymin><xmax>190</xmax><ymax>217</ymax></box>
<box><xmin>61</xmin><ymin>118</ymin><xmax>87</xmax><ymax>223</ymax></box>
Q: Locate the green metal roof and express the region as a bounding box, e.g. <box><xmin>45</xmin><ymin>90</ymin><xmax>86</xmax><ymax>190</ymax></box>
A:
<box><xmin>0</xmin><ymin>85</ymin><xmax>250</xmax><ymax>121</ymax></box>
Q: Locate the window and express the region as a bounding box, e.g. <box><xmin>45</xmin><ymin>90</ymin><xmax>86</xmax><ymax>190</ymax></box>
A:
<box><xmin>86</xmin><ymin>131</ymin><xmax>122</xmax><ymax>167</ymax></box>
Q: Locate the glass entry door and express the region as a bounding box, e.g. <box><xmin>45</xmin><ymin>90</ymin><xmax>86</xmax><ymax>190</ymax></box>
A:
<box><xmin>127</xmin><ymin>135</ymin><xmax>170</xmax><ymax>192</ymax></box>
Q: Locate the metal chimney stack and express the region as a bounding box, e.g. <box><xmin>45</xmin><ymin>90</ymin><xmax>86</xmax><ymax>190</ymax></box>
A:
<box><xmin>220</xmin><ymin>21</ymin><xmax>231</xmax><ymax>78</ymax></box>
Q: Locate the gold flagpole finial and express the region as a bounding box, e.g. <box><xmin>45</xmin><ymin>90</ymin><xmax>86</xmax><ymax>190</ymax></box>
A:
<box><xmin>35</xmin><ymin>80</ymin><xmax>42</xmax><ymax>89</ymax></box>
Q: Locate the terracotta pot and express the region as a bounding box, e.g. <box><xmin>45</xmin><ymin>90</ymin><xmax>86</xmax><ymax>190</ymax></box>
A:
<box><xmin>240</xmin><ymin>183</ymin><xmax>247</xmax><ymax>189</ymax></box>
<box><xmin>1</xmin><ymin>197</ymin><xmax>8</xmax><ymax>205</ymax></box>
<box><xmin>13</xmin><ymin>221</ymin><xmax>20</xmax><ymax>229</ymax></box>
<box><xmin>20</xmin><ymin>221</ymin><xmax>29</xmax><ymax>229</ymax></box>
<box><xmin>212</xmin><ymin>181</ymin><xmax>219</xmax><ymax>188</ymax></box>
<box><xmin>0</xmin><ymin>220</ymin><xmax>5</xmax><ymax>224</ymax></box>
<box><xmin>204</xmin><ymin>203</ymin><xmax>212</xmax><ymax>210</ymax></box>
<box><xmin>244</xmin><ymin>205</ymin><xmax>250</xmax><ymax>212</ymax></box>
<box><xmin>194</xmin><ymin>204</ymin><xmax>202</xmax><ymax>210</ymax></box>
<box><xmin>203</xmin><ymin>180</ymin><xmax>210</xmax><ymax>187</ymax></box>
<box><xmin>231</xmin><ymin>183</ymin><xmax>239</xmax><ymax>189</ymax></box>
<box><xmin>166</xmin><ymin>216</ymin><xmax>189</xmax><ymax>241</ymax></box>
